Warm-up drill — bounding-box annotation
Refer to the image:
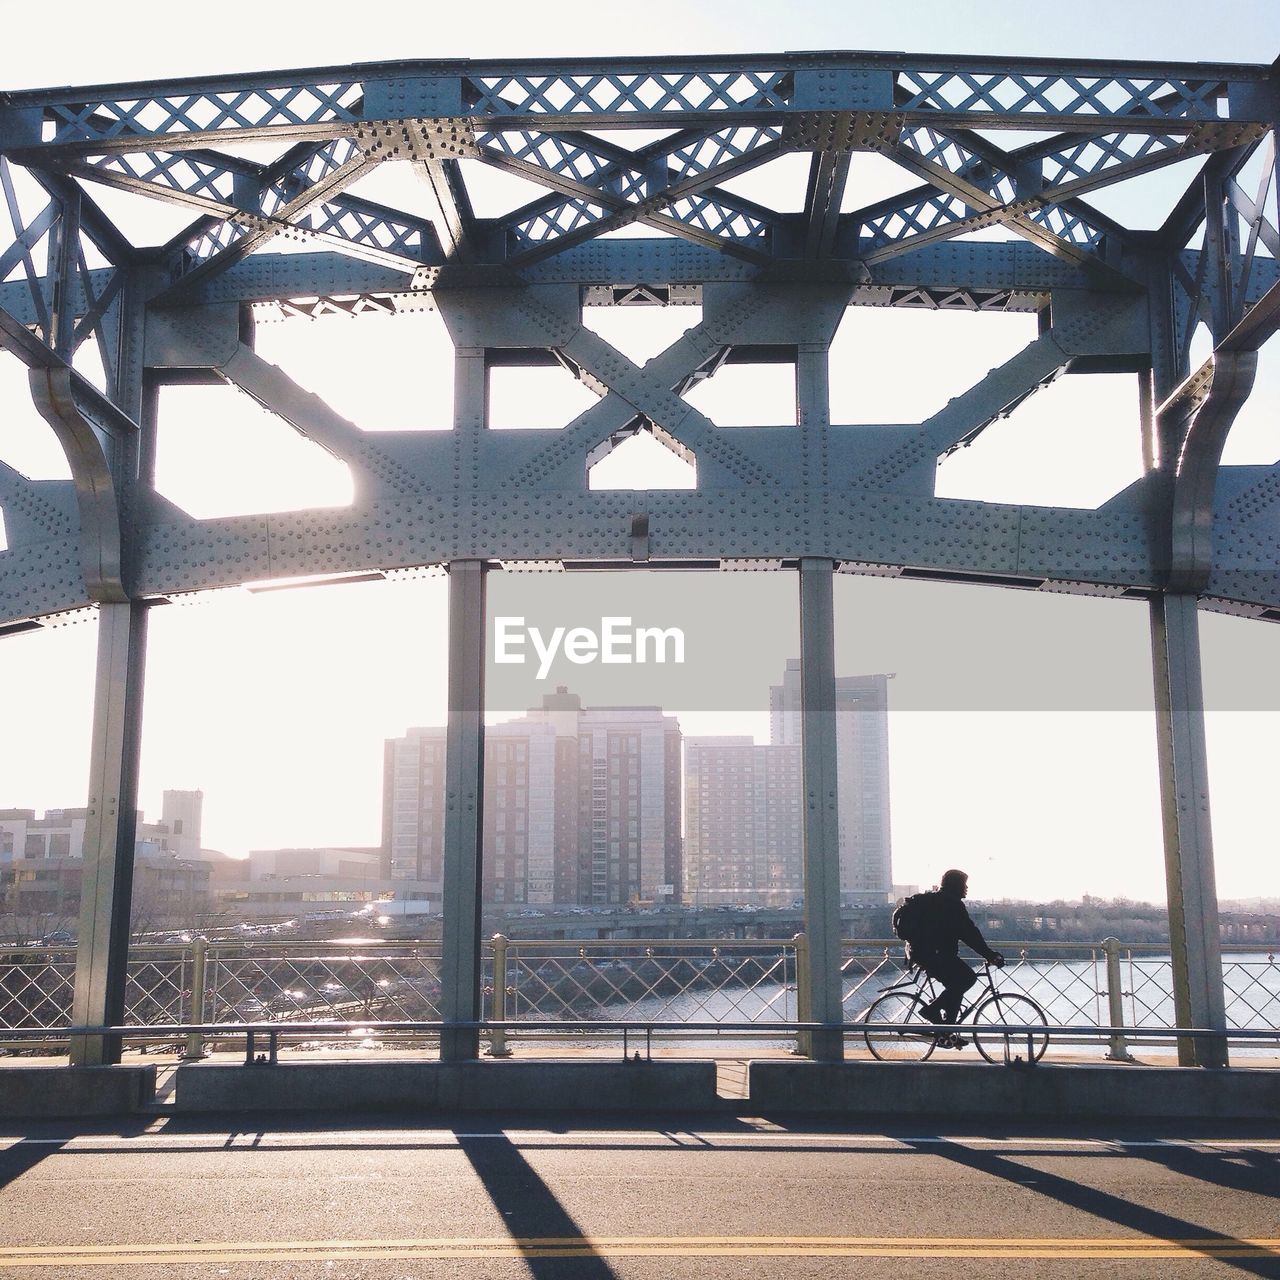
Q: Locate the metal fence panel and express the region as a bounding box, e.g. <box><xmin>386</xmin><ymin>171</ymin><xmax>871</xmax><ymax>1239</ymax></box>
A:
<box><xmin>498</xmin><ymin>940</ymin><xmax>799</xmax><ymax>1026</ymax></box>
<box><xmin>0</xmin><ymin>940</ymin><xmax>1275</xmax><ymax>1047</ymax></box>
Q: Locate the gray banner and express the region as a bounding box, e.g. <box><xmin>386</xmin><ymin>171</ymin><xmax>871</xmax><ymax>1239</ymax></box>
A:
<box><xmin>480</xmin><ymin>569</ymin><xmax>1280</xmax><ymax>713</ymax></box>
<box><xmin>486</xmin><ymin>571</ymin><xmax>797</xmax><ymax>713</ymax></box>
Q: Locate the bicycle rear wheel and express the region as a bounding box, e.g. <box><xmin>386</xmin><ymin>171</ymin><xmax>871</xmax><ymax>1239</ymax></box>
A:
<box><xmin>971</xmin><ymin>992</ymin><xmax>1048</xmax><ymax>1063</ymax></box>
<box><xmin>862</xmin><ymin>990</ymin><xmax>937</xmax><ymax>1061</ymax></box>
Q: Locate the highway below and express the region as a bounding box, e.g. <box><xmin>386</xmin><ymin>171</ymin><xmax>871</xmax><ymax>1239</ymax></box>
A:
<box><xmin>0</xmin><ymin>1112</ymin><xmax>1277</xmax><ymax>1277</ymax></box>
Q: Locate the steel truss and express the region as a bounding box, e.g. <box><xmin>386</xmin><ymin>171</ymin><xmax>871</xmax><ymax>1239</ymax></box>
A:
<box><xmin>0</xmin><ymin>52</ymin><xmax>1276</xmax><ymax>620</ymax></box>
<box><xmin>0</xmin><ymin>50</ymin><xmax>1277</xmax><ymax>1070</ymax></box>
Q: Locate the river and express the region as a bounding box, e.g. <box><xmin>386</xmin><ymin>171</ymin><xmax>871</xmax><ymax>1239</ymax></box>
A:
<box><xmin>502</xmin><ymin>952</ymin><xmax>1280</xmax><ymax>1058</ymax></box>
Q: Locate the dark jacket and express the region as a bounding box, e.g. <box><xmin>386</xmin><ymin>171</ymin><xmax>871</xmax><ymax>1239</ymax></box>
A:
<box><xmin>911</xmin><ymin>892</ymin><xmax>999</xmax><ymax>963</ymax></box>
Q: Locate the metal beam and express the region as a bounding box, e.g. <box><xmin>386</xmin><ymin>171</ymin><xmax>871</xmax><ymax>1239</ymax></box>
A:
<box><xmin>6</xmin><ymin>54</ymin><xmax>1267</xmax><ymax>158</ymax></box>
<box><xmin>162</xmin><ymin>138</ymin><xmax>382</xmax><ymax>296</ymax></box>
<box><xmin>873</xmin><ymin>123</ymin><xmax>1128</xmax><ymax>273</ymax></box>
<box><xmin>69</xmin><ymin>599</ymin><xmax>149</xmax><ymax>1066</ymax></box>
<box><xmin>28</xmin><ymin>167</ymin><xmax>137</xmax><ymax>270</ymax></box>
<box><xmin>487</xmin><ymin>125</ymin><xmax>786</xmax><ymax>266</ymax></box>
<box><xmin>27</xmin><ymin>367</ymin><xmax>135</xmax><ymax>601</ymax></box>
<box><xmin>798</xmin><ymin>557</ymin><xmax>843</xmax><ymax>1062</ymax></box>
<box><xmin>1148</xmin><ymin>592</ymin><xmax>1228</xmax><ymax>1068</ymax></box>
<box><xmin>50</xmin><ymin>145</ymin><xmax>433</xmax><ymax>273</ymax></box>
<box><xmin>164</xmin><ymin>238</ymin><xmax>1108</xmax><ymax>308</ymax></box>
<box><xmin>438</xmin><ymin>557</ymin><xmax>487</xmax><ymax>1062</ymax></box>
<box><xmin>1163</xmin><ymin>351</ymin><xmax>1259</xmax><ymax>592</ymax></box>
<box><xmin>803</xmin><ymin>150</ymin><xmax>850</xmax><ymax>258</ymax></box>
<box><xmin>413</xmin><ymin>158</ymin><xmax>475</xmax><ymax>259</ymax></box>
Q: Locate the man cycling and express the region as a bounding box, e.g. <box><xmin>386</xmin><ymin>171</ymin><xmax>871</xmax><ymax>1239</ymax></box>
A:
<box><xmin>908</xmin><ymin>869</ymin><xmax>1004</xmax><ymax>1046</ymax></box>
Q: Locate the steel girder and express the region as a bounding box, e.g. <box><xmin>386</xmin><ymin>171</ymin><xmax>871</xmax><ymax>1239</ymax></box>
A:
<box><xmin>2</xmin><ymin>54</ymin><xmax>1273</xmax><ymax>278</ymax></box>
<box><xmin>0</xmin><ymin>50</ymin><xmax>1278</xmax><ymax>631</ymax></box>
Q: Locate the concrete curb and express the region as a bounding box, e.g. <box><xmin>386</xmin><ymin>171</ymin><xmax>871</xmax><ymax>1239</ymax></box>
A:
<box><xmin>0</xmin><ymin>1066</ymin><xmax>156</xmax><ymax>1118</ymax></box>
<box><xmin>173</xmin><ymin>1059</ymin><xmax>719</xmax><ymax>1113</ymax></box>
<box><xmin>748</xmin><ymin>1060</ymin><xmax>1280</xmax><ymax>1120</ymax></box>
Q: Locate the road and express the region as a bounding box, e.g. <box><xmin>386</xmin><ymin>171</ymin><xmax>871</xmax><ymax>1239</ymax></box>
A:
<box><xmin>0</xmin><ymin>1112</ymin><xmax>1277</xmax><ymax>1277</ymax></box>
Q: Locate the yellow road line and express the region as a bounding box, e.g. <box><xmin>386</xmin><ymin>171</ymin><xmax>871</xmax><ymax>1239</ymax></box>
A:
<box><xmin>0</xmin><ymin>1237</ymin><xmax>1277</xmax><ymax>1265</ymax></box>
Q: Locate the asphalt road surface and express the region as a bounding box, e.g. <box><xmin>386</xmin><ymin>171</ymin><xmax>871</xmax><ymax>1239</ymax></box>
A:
<box><xmin>0</xmin><ymin>1112</ymin><xmax>1278</xmax><ymax>1277</ymax></box>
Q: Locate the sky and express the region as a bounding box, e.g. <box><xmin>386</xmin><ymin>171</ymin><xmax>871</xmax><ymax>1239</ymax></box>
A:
<box><xmin>0</xmin><ymin>1</ymin><xmax>1278</xmax><ymax>905</ymax></box>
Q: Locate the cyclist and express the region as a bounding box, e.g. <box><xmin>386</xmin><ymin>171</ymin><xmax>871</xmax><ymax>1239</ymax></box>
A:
<box><xmin>909</xmin><ymin>869</ymin><xmax>1004</xmax><ymax>1047</ymax></box>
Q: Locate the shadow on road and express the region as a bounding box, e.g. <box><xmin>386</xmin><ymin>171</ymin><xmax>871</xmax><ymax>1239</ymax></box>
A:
<box><xmin>0</xmin><ymin>1116</ymin><xmax>152</xmax><ymax>1194</ymax></box>
<box><xmin>908</xmin><ymin>1135</ymin><xmax>1280</xmax><ymax>1278</ymax></box>
<box><xmin>457</xmin><ymin>1129</ymin><xmax>619</xmax><ymax>1279</ymax></box>
<box><xmin>0</xmin><ymin>1136</ymin><xmax>67</xmax><ymax>1193</ymax></box>
<box><xmin>1131</xmin><ymin>1142</ymin><xmax>1280</xmax><ymax>1202</ymax></box>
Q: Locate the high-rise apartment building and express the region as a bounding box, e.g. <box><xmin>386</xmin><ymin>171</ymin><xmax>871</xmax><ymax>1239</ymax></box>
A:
<box><xmin>383</xmin><ymin>690</ymin><xmax>682</xmax><ymax>907</ymax></box>
<box><xmin>770</xmin><ymin>662</ymin><xmax>893</xmax><ymax>905</ymax></box>
<box><xmin>683</xmin><ymin>737</ymin><xmax>803</xmax><ymax>906</ymax></box>
<box><xmin>683</xmin><ymin>666</ymin><xmax>893</xmax><ymax>908</ymax></box>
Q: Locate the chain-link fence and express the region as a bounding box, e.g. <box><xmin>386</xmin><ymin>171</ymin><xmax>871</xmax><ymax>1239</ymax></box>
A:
<box><xmin>841</xmin><ymin>945</ymin><xmax>1116</xmax><ymax>1025</ymax></box>
<box><xmin>842</xmin><ymin>941</ymin><xmax>1280</xmax><ymax>1058</ymax></box>
<box><xmin>0</xmin><ymin>941</ymin><xmax>443</xmax><ymax>1048</ymax></box>
<box><xmin>0</xmin><ymin>947</ymin><xmax>78</xmax><ymax>1032</ymax></box>
<box><xmin>1</xmin><ymin>938</ymin><xmax>1276</xmax><ymax>1057</ymax></box>
<box><xmin>487</xmin><ymin>936</ymin><xmax>801</xmax><ymax>1052</ymax></box>
<box><xmin>203</xmin><ymin>943</ymin><xmax>442</xmax><ymax>1026</ymax></box>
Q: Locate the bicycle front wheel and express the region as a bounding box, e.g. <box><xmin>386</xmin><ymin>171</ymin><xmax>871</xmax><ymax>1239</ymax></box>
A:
<box><xmin>862</xmin><ymin>990</ymin><xmax>937</xmax><ymax>1062</ymax></box>
<box><xmin>971</xmin><ymin>992</ymin><xmax>1048</xmax><ymax>1064</ymax></box>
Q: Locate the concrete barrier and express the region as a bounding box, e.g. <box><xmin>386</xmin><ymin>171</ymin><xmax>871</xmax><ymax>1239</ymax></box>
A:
<box><xmin>0</xmin><ymin>1066</ymin><xmax>156</xmax><ymax>1118</ymax></box>
<box><xmin>748</xmin><ymin>1060</ymin><xmax>1280</xmax><ymax>1121</ymax></box>
<box><xmin>173</xmin><ymin>1058</ymin><xmax>719</xmax><ymax>1113</ymax></box>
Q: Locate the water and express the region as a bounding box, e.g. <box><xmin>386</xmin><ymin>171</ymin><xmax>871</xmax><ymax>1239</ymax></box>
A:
<box><xmin>504</xmin><ymin>954</ymin><xmax>1280</xmax><ymax>1058</ymax></box>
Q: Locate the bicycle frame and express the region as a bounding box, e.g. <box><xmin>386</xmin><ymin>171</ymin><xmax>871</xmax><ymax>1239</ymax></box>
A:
<box><xmin>879</xmin><ymin>959</ymin><xmax>1002</xmax><ymax>1022</ymax></box>
<box><xmin>861</xmin><ymin>959</ymin><xmax>1049</xmax><ymax>1065</ymax></box>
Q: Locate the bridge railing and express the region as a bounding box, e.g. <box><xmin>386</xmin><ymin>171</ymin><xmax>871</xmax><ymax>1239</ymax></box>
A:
<box><xmin>486</xmin><ymin>935</ymin><xmax>801</xmax><ymax>1056</ymax></box>
<box><xmin>840</xmin><ymin>939</ymin><xmax>1280</xmax><ymax>1060</ymax></box>
<box><xmin>0</xmin><ymin>936</ymin><xmax>1276</xmax><ymax>1060</ymax></box>
<box><xmin>0</xmin><ymin>939</ymin><xmax>446</xmax><ymax>1050</ymax></box>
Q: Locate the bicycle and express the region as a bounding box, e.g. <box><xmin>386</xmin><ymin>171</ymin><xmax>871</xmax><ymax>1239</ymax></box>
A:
<box><xmin>860</xmin><ymin>961</ymin><xmax>1049</xmax><ymax>1063</ymax></box>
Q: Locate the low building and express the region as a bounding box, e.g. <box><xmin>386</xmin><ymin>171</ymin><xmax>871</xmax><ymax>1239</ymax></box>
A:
<box><xmin>0</xmin><ymin>798</ymin><xmax>213</xmax><ymax>932</ymax></box>
<box><xmin>0</xmin><ymin>850</ymin><xmax>211</xmax><ymax>930</ymax></box>
<box><xmin>206</xmin><ymin>845</ymin><xmax>410</xmax><ymax>921</ymax></box>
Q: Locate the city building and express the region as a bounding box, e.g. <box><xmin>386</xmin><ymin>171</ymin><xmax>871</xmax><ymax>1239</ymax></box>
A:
<box><xmin>384</xmin><ymin>689</ymin><xmax>682</xmax><ymax>907</ymax></box>
<box><xmin>207</xmin><ymin>846</ymin><xmax>392</xmax><ymax>920</ymax></box>
<box><xmin>683</xmin><ymin>666</ymin><xmax>893</xmax><ymax>908</ymax></box>
<box><xmin>0</xmin><ymin>800</ymin><xmax>212</xmax><ymax>929</ymax></box>
<box><xmin>770</xmin><ymin>663</ymin><xmax>894</xmax><ymax>906</ymax></box>
<box><xmin>0</xmin><ymin>790</ymin><xmax>203</xmax><ymax>864</ymax></box>
<box><xmin>683</xmin><ymin>737</ymin><xmax>803</xmax><ymax>906</ymax></box>
<box><xmin>160</xmin><ymin>790</ymin><xmax>203</xmax><ymax>861</ymax></box>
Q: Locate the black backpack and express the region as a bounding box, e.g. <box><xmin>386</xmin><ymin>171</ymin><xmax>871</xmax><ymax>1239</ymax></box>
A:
<box><xmin>892</xmin><ymin>890</ymin><xmax>942</xmax><ymax>945</ymax></box>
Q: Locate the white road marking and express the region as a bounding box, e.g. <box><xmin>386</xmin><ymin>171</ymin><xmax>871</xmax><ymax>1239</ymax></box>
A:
<box><xmin>1</xmin><ymin>1131</ymin><xmax>1277</xmax><ymax>1153</ymax></box>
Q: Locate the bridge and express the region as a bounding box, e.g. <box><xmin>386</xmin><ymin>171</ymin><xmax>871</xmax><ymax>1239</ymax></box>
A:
<box><xmin>0</xmin><ymin>47</ymin><xmax>1278</xmax><ymax>1113</ymax></box>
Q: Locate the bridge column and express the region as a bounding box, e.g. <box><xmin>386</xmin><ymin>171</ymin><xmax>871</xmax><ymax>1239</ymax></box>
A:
<box><xmin>69</xmin><ymin>601</ymin><xmax>149</xmax><ymax>1065</ymax></box>
<box><xmin>1149</xmin><ymin>592</ymin><xmax>1228</xmax><ymax>1067</ymax></box>
<box><xmin>65</xmin><ymin>274</ymin><xmax>151</xmax><ymax>1068</ymax></box>
<box><xmin>439</xmin><ymin>558</ymin><xmax>488</xmax><ymax>1061</ymax></box>
<box><xmin>798</xmin><ymin>557</ymin><xmax>844</xmax><ymax>1061</ymax></box>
